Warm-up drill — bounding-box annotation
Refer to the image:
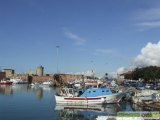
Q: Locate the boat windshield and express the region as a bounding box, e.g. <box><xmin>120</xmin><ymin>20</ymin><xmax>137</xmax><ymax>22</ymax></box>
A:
<box><xmin>68</xmin><ymin>88</ymin><xmax>74</xmax><ymax>94</ymax></box>
<box><xmin>58</xmin><ymin>88</ymin><xmax>75</xmax><ymax>97</ymax></box>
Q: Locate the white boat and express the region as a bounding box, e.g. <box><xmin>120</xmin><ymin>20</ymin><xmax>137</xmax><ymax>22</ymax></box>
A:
<box><xmin>55</xmin><ymin>86</ymin><xmax>125</xmax><ymax>105</ymax></box>
<box><xmin>10</xmin><ymin>78</ymin><xmax>23</xmax><ymax>84</ymax></box>
<box><xmin>42</xmin><ymin>81</ymin><xmax>53</xmax><ymax>86</ymax></box>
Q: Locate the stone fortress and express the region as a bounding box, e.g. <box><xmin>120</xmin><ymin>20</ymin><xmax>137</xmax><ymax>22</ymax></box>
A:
<box><xmin>0</xmin><ymin>65</ymin><xmax>90</xmax><ymax>85</ymax></box>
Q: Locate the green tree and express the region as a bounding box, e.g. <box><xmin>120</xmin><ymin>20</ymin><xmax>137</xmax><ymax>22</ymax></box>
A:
<box><xmin>124</xmin><ymin>66</ymin><xmax>160</xmax><ymax>83</ymax></box>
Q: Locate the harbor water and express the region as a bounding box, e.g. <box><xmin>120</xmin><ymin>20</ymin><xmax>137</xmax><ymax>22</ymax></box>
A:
<box><xmin>0</xmin><ymin>84</ymin><xmax>159</xmax><ymax>120</ymax></box>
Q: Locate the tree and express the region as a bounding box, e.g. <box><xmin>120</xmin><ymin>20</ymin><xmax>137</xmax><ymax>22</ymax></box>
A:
<box><xmin>124</xmin><ymin>66</ymin><xmax>160</xmax><ymax>83</ymax></box>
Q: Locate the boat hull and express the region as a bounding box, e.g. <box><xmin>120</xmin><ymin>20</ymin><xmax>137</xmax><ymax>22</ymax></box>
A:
<box><xmin>55</xmin><ymin>92</ymin><xmax>125</xmax><ymax>105</ymax></box>
<box><xmin>0</xmin><ymin>82</ymin><xmax>13</xmax><ymax>85</ymax></box>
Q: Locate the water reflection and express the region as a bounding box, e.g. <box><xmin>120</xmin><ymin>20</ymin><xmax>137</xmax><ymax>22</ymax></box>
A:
<box><xmin>0</xmin><ymin>84</ymin><xmax>53</xmax><ymax>99</ymax></box>
<box><xmin>0</xmin><ymin>85</ymin><xmax>13</xmax><ymax>95</ymax></box>
<box><xmin>35</xmin><ymin>87</ymin><xmax>43</xmax><ymax>99</ymax></box>
<box><xmin>55</xmin><ymin>103</ymin><xmax>126</xmax><ymax>120</ymax></box>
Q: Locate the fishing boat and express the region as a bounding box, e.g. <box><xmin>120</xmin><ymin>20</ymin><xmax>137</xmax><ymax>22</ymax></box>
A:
<box><xmin>55</xmin><ymin>85</ymin><xmax>125</xmax><ymax>105</ymax></box>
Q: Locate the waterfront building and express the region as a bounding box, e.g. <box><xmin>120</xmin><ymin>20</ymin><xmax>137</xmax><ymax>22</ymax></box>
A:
<box><xmin>3</xmin><ymin>69</ymin><xmax>15</xmax><ymax>78</ymax></box>
<box><xmin>37</xmin><ymin>65</ymin><xmax>44</xmax><ymax>76</ymax></box>
<box><xmin>0</xmin><ymin>72</ymin><xmax>6</xmax><ymax>80</ymax></box>
<box><xmin>54</xmin><ymin>74</ymin><xmax>87</xmax><ymax>83</ymax></box>
<box><xmin>32</xmin><ymin>75</ymin><xmax>53</xmax><ymax>82</ymax></box>
<box><xmin>12</xmin><ymin>73</ymin><xmax>29</xmax><ymax>81</ymax></box>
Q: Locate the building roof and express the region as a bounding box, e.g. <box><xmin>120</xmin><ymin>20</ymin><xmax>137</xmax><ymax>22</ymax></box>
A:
<box><xmin>3</xmin><ymin>69</ymin><xmax>14</xmax><ymax>71</ymax></box>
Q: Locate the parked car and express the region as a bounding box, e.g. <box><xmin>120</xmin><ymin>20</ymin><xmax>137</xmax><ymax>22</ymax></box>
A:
<box><xmin>145</xmin><ymin>84</ymin><xmax>153</xmax><ymax>89</ymax></box>
<box><xmin>136</xmin><ymin>84</ymin><xmax>145</xmax><ymax>90</ymax></box>
<box><xmin>130</xmin><ymin>83</ymin><xmax>137</xmax><ymax>87</ymax></box>
<box><xmin>123</xmin><ymin>82</ymin><xmax>131</xmax><ymax>87</ymax></box>
<box><xmin>150</xmin><ymin>85</ymin><xmax>160</xmax><ymax>90</ymax></box>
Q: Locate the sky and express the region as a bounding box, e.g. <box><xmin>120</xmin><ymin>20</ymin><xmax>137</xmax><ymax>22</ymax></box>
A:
<box><xmin>1</xmin><ymin>0</ymin><xmax>160</xmax><ymax>77</ymax></box>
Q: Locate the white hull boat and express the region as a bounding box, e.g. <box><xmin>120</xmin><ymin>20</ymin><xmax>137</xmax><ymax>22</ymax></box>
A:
<box><xmin>55</xmin><ymin>86</ymin><xmax>125</xmax><ymax>105</ymax></box>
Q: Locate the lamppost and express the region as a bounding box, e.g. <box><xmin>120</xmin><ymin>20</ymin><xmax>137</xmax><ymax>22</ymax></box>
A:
<box><xmin>56</xmin><ymin>46</ymin><xmax>60</xmax><ymax>74</ymax></box>
<box><xmin>91</xmin><ymin>60</ymin><xmax>94</xmax><ymax>79</ymax></box>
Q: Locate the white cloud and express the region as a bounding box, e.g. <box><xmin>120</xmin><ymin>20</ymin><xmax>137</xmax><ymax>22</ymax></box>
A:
<box><xmin>134</xmin><ymin>41</ymin><xmax>160</xmax><ymax>67</ymax></box>
<box><xmin>109</xmin><ymin>67</ymin><xmax>133</xmax><ymax>79</ymax></box>
<box><xmin>137</xmin><ymin>21</ymin><xmax>160</xmax><ymax>29</ymax></box>
<box><xmin>135</xmin><ymin>8</ymin><xmax>160</xmax><ymax>21</ymax></box>
<box><xmin>108</xmin><ymin>72</ymin><xmax>117</xmax><ymax>79</ymax></box>
<box><xmin>134</xmin><ymin>8</ymin><xmax>160</xmax><ymax>30</ymax></box>
<box><xmin>65</xmin><ymin>31</ymin><xmax>86</xmax><ymax>45</ymax></box>
<box><xmin>108</xmin><ymin>67</ymin><xmax>126</xmax><ymax>79</ymax></box>
<box><xmin>116</xmin><ymin>67</ymin><xmax>127</xmax><ymax>74</ymax></box>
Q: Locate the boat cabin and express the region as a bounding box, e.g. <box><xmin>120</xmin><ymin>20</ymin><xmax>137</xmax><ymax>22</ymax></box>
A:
<box><xmin>57</xmin><ymin>85</ymin><xmax>114</xmax><ymax>98</ymax></box>
<box><xmin>80</xmin><ymin>86</ymin><xmax>113</xmax><ymax>97</ymax></box>
<box><xmin>57</xmin><ymin>88</ymin><xmax>78</xmax><ymax>97</ymax></box>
